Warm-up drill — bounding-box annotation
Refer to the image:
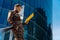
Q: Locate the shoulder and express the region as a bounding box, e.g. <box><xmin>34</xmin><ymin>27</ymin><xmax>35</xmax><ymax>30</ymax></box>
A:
<box><xmin>8</xmin><ymin>10</ymin><xmax>14</xmax><ymax>14</ymax></box>
<box><xmin>9</xmin><ymin>10</ymin><xmax>14</xmax><ymax>13</ymax></box>
<box><xmin>8</xmin><ymin>10</ymin><xmax>13</xmax><ymax>16</ymax></box>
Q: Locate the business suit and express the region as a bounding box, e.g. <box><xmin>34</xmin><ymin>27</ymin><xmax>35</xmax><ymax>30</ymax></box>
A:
<box><xmin>7</xmin><ymin>10</ymin><xmax>25</xmax><ymax>40</ymax></box>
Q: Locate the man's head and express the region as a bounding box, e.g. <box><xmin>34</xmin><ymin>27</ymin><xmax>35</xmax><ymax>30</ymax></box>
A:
<box><xmin>14</xmin><ymin>4</ymin><xmax>22</xmax><ymax>12</ymax></box>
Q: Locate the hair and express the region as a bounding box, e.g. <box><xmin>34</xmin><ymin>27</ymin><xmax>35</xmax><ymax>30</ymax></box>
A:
<box><xmin>14</xmin><ymin>4</ymin><xmax>22</xmax><ymax>8</ymax></box>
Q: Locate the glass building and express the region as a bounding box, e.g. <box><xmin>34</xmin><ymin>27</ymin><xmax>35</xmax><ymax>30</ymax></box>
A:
<box><xmin>0</xmin><ymin>0</ymin><xmax>52</xmax><ymax>40</ymax></box>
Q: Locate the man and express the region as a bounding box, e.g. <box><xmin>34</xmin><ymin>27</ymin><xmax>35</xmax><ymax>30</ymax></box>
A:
<box><xmin>6</xmin><ymin>4</ymin><xmax>27</xmax><ymax>40</ymax></box>
<box><xmin>3</xmin><ymin>4</ymin><xmax>34</xmax><ymax>40</ymax></box>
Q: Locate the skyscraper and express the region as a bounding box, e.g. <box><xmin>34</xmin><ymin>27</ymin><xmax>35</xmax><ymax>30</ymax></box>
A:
<box><xmin>0</xmin><ymin>0</ymin><xmax>52</xmax><ymax>40</ymax></box>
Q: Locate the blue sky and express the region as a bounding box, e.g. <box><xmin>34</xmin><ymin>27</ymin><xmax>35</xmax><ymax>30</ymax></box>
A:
<box><xmin>53</xmin><ymin>0</ymin><xmax>60</xmax><ymax>40</ymax></box>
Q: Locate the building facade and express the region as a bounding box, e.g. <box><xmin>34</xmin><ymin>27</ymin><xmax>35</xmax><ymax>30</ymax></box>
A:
<box><xmin>0</xmin><ymin>0</ymin><xmax>52</xmax><ymax>40</ymax></box>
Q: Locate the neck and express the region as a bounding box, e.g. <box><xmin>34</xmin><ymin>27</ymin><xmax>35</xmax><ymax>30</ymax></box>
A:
<box><xmin>14</xmin><ymin>10</ymin><xmax>19</xmax><ymax>13</ymax></box>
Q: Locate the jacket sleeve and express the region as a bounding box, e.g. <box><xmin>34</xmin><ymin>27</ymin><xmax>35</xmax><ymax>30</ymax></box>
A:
<box><xmin>3</xmin><ymin>26</ymin><xmax>14</xmax><ymax>32</ymax></box>
<box><xmin>7</xmin><ymin>11</ymin><xmax>13</xmax><ymax>24</ymax></box>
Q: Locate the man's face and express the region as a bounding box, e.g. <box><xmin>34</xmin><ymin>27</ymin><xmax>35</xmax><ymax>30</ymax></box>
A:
<box><xmin>15</xmin><ymin>6</ymin><xmax>22</xmax><ymax>12</ymax></box>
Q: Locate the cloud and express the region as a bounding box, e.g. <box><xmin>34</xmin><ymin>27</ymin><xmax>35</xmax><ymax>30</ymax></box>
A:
<box><xmin>53</xmin><ymin>0</ymin><xmax>60</xmax><ymax>40</ymax></box>
<box><xmin>53</xmin><ymin>27</ymin><xmax>60</xmax><ymax>40</ymax></box>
